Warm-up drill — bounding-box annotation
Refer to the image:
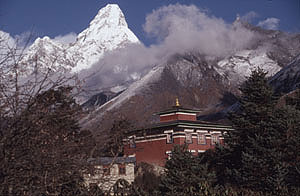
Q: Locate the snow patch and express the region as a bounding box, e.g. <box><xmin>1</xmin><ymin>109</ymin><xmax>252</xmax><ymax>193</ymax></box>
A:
<box><xmin>99</xmin><ymin>65</ymin><xmax>163</xmax><ymax>113</ymax></box>
<box><xmin>216</xmin><ymin>49</ymin><xmax>281</xmax><ymax>83</ymax></box>
<box><xmin>110</xmin><ymin>85</ymin><xmax>127</xmax><ymax>93</ymax></box>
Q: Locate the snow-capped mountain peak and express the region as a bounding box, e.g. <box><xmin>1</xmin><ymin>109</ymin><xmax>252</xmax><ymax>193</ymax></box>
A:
<box><xmin>71</xmin><ymin>4</ymin><xmax>140</xmax><ymax>72</ymax></box>
<box><xmin>90</xmin><ymin>4</ymin><xmax>128</xmax><ymax>28</ymax></box>
<box><xmin>76</xmin><ymin>4</ymin><xmax>133</xmax><ymax>44</ymax></box>
<box><xmin>18</xmin><ymin>4</ymin><xmax>140</xmax><ymax>73</ymax></box>
<box><xmin>21</xmin><ymin>34</ymin><xmax>79</xmax><ymax>74</ymax></box>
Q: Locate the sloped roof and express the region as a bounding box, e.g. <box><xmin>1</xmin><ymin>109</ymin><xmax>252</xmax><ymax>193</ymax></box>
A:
<box><xmin>155</xmin><ymin>106</ymin><xmax>202</xmax><ymax>115</ymax></box>
<box><xmin>87</xmin><ymin>157</ymin><xmax>136</xmax><ymax>165</ymax></box>
<box><xmin>149</xmin><ymin>120</ymin><xmax>233</xmax><ymax>130</ymax></box>
<box><xmin>126</xmin><ymin>119</ymin><xmax>233</xmax><ymax>137</ymax></box>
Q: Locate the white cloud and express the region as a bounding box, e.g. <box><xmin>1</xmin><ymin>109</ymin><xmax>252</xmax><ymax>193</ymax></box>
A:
<box><xmin>53</xmin><ymin>32</ymin><xmax>77</xmax><ymax>44</ymax></box>
<box><xmin>257</xmin><ymin>18</ymin><xmax>280</xmax><ymax>30</ymax></box>
<box><xmin>143</xmin><ymin>4</ymin><xmax>256</xmax><ymax>57</ymax></box>
<box><xmin>240</xmin><ymin>11</ymin><xmax>258</xmax><ymax>22</ymax></box>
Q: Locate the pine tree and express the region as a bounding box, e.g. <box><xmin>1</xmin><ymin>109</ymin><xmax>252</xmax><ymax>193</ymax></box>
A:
<box><xmin>281</xmin><ymin>90</ymin><xmax>300</xmax><ymax>189</ymax></box>
<box><xmin>103</xmin><ymin>119</ymin><xmax>131</xmax><ymax>157</ymax></box>
<box><xmin>159</xmin><ymin>145</ymin><xmax>216</xmax><ymax>196</ymax></box>
<box><xmin>213</xmin><ymin>68</ymin><xmax>290</xmax><ymax>193</ymax></box>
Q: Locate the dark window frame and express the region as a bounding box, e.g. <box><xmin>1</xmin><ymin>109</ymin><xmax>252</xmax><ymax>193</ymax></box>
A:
<box><xmin>118</xmin><ymin>164</ymin><xmax>126</xmax><ymax>175</ymax></box>
<box><xmin>129</xmin><ymin>136</ymin><xmax>136</xmax><ymax>148</ymax></box>
<box><xmin>211</xmin><ymin>134</ymin><xmax>220</xmax><ymax>145</ymax></box>
<box><xmin>103</xmin><ymin>165</ymin><xmax>110</xmax><ymax>176</ymax></box>
<box><xmin>166</xmin><ymin>133</ymin><xmax>173</xmax><ymax>144</ymax></box>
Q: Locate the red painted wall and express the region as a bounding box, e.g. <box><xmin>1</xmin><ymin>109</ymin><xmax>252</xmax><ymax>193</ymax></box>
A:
<box><xmin>124</xmin><ymin>136</ymin><xmax>223</xmax><ymax>166</ymax></box>
<box><xmin>160</xmin><ymin>114</ymin><xmax>196</xmax><ymax>122</ymax></box>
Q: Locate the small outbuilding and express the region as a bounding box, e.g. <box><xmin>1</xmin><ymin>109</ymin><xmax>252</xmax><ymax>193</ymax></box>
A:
<box><xmin>84</xmin><ymin>156</ymin><xmax>136</xmax><ymax>191</ymax></box>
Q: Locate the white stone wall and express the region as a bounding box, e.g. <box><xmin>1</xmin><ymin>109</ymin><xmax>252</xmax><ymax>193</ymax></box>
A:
<box><xmin>84</xmin><ymin>163</ymin><xmax>135</xmax><ymax>191</ymax></box>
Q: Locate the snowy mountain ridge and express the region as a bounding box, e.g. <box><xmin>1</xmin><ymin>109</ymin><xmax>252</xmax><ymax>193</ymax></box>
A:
<box><xmin>21</xmin><ymin>4</ymin><xmax>139</xmax><ymax>74</ymax></box>
<box><xmin>72</xmin><ymin>4</ymin><xmax>139</xmax><ymax>72</ymax></box>
<box><xmin>21</xmin><ymin>36</ymin><xmax>80</xmax><ymax>74</ymax></box>
<box><xmin>215</xmin><ymin>49</ymin><xmax>281</xmax><ymax>84</ymax></box>
<box><xmin>82</xmin><ymin>64</ymin><xmax>164</xmax><ymax>125</ymax></box>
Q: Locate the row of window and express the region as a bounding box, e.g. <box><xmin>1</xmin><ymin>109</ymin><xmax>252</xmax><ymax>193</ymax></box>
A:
<box><xmin>167</xmin><ymin>132</ymin><xmax>220</xmax><ymax>145</ymax></box>
<box><xmin>128</xmin><ymin>132</ymin><xmax>221</xmax><ymax>148</ymax></box>
<box><xmin>102</xmin><ymin>164</ymin><xmax>126</xmax><ymax>176</ymax></box>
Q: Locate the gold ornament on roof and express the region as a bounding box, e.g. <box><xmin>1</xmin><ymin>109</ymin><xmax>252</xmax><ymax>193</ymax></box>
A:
<box><xmin>175</xmin><ymin>98</ymin><xmax>180</xmax><ymax>107</ymax></box>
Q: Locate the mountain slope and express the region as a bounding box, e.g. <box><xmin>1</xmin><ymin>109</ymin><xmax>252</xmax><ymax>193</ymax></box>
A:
<box><xmin>81</xmin><ymin>53</ymin><xmax>234</xmax><ymax>131</ymax></box>
<box><xmin>269</xmin><ymin>54</ymin><xmax>300</xmax><ymax>93</ymax></box>
<box><xmin>82</xmin><ymin>26</ymin><xmax>300</xmax><ymax>132</ymax></box>
<box><xmin>215</xmin><ymin>49</ymin><xmax>281</xmax><ymax>84</ymax></box>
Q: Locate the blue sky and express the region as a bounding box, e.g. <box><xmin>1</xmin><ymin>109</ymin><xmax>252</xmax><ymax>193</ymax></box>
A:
<box><xmin>0</xmin><ymin>0</ymin><xmax>299</xmax><ymax>46</ymax></box>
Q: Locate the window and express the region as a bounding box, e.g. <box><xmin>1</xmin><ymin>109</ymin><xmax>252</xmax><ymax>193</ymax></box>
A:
<box><xmin>118</xmin><ymin>164</ymin><xmax>126</xmax><ymax>175</ymax></box>
<box><xmin>211</xmin><ymin>134</ymin><xmax>220</xmax><ymax>145</ymax></box>
<box><xmin>103</xmin><ymin>165</ymin><xmax>110</xmax><ymax>176</ymax></box>
<box><xmin>164</xmin><ymin>130</ymin><xmax>173</xmax><ymax>143</ymax></box>
<box><xmin>185</xmin><ymin>132</ymin><xmax>192</xmax><ymax>144</ymax></box>
<box><xmin>129</xmin><ymin>136</ymin><xmax>136</xmax><ymax>148</ymax></box>
<box><xmin>166</xmin><ymin>133</ymin><xmax>173</xmax><ymax>143</ymax></box>
<box><xmin>197</xmin><ymin>133</ymin><xmax>206</xmax><ymax>145</ymax></box>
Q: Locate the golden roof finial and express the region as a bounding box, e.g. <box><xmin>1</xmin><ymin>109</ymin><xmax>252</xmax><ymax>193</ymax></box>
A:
<box><xmin>175</xmin><ymin>98</ymin><xmax>180</xmax><ymax>107</ymax></box>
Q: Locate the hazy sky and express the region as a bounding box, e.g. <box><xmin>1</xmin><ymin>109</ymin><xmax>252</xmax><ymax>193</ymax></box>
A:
<box><xmin>0</xmin><ymin>0</ymin><xmax>300</xmax><ymax>46</ymax></box>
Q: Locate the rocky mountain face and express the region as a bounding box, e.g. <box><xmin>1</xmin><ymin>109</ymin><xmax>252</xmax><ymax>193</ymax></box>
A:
<box><xmin>215</xmin><ymin>49</ymin><xmax>281</xmax><ymax>84</ymax></box>
<box><xmin>241</xmin><ymin>21</ymin><xmax>300</xmax><ymax>67</ymax></box>
<box><xmin>81</xmin><ymin>53</ymin><xmax>229</xmax><ymax>131</ymax></box>
<box><xmin>82</xmin><ymin>90</ymin><xmax>123</xmax><ymax>110</ymax></box>
<box><xmin>269</xmin><ymin>54</ymin><xmax>300</xmax><ymax>94</ymax></box>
